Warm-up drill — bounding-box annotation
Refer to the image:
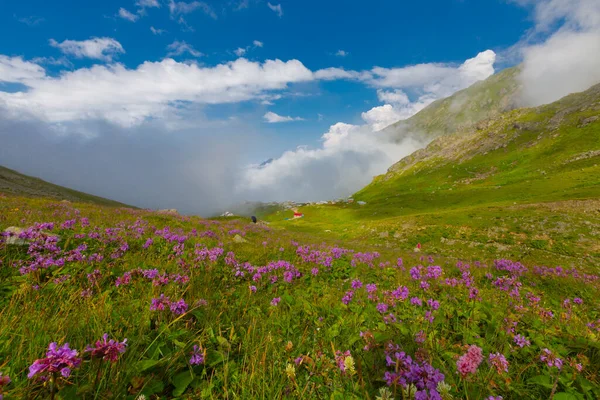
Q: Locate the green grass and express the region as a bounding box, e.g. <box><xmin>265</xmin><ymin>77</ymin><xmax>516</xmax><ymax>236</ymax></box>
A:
<box><xmin>0</xmin><ymin>195</ymin><xmax>599</xmax><ymax>400</ymax></box>
<box><xmin>0</xmin><ymin>165</ymin><xmax>133</xmax><ymax>208</ymax></box>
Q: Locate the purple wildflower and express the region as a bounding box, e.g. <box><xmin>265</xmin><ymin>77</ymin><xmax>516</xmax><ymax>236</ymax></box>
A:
<box><xmin>488</xmin><ymin>353</ymin><xmax>509</xmax><ymax>374</ymax></box>
<box><xmin>85</xmin><ymin>334</ymin><xmax>127</xmax><ymax>363</ymax></box>
<box><xmin>540</xmin><ymin>349</ymin><xmax>563</xmax><ymax>369</ymax></box>
<box><xmin>249</xmin><ymin>285</ymin><xmax>257</xmax><ymax>292</ymax></box>
<box><xmin>342</xmin><ymin>290</ymin><xmax>354</xmax><ymax>305</ymax></box>
<box><xmin>513</xmin><ymin>334</ymin><xmax>530</xmax><ymax>348</ymax></box>
<box><xmin>189</xmin><ymin>345</ymin><xmax>204</xmax><ymax>365</ymax></box>
<box><xmin>28</xmin><ymin>342</ymin><xmax>82</xmax><ymax>379</ymax></box>
<box><xmin>311</xmin><ymin>267</ymin><xmax>319</xmax><ymax>276</ymax></box>
<box><xmin>150</xmin><ymin>294</ymin><xmax>170</xmax><ymax>311</ymax></box>
<box><xmin>366</xmin><ymin>283</ymin><xmax>377</xmax><ymax>293</ymax></box>
<box><xmin>377</xmin><ymin>303</ymin><xmax>388</xmax><ymax>314</ymax></box>
<box><xmin>271</xmin><ymin>297</ymin><xmax>281</xmax><ymax>306</ymax></box>
<box><xmin>427</xmin><ymin>298</ymin><xmax>440</xmax><ymax>310</ymax></box>
<box><xmin>170</xmin><ymin>299</ymin><xmax>188</xmax><ymax>315</ymax></box>
<box><xmin>410</xmin><ymin>297</ymin><xmax>423</xmax><ymax>307</ymax></box>
<box><xmin>351</xmin><ymin>280</ymin><xmax>363</xmax><ymax>289</ymax></box>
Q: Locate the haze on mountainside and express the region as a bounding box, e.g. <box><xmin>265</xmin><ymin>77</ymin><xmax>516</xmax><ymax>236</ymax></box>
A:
<box><xmin>1</xmin><ymin>0</ymin><xmax>600</xmax><ymax>216</ymax></box>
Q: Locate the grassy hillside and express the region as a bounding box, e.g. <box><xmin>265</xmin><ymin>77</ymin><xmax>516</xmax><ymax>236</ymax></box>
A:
<box><xmin>0</xmin><ymin>195</ymin><xmax>599</xmax><ymax>399</ymax></box>
<box><xmin>264</xmin><ymin>83</ymin><xmax>600</xmax><ymax>269</ymax></box>
<box><xmin>0</xmin><ymin>165</ymin><xmax>132</xmax><ymax>208</ymax></box>
<box><xmin>383</xmin><ymin>67</ymin><xmax>521</xmax><ymax>140</ymax></box>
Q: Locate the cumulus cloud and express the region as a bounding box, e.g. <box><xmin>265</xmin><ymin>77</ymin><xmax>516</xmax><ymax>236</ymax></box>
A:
<box><xmin>118</xmin><ymin>7</ymin><xmax>139</xmax><ymax>22</ymax></box>
<box><xmin>234</xmin><ymin>47</ymin><xmax>247</xmax><ymax>57</ymax></box>
<box><xmin>238</xmin><ymin>122</ymin><xmax>426</xmax><ymax>201</ymax></box>
<box><xmin>335</xmin><ymin>50</ymin><xmax>349</xmax><ymax>57</ymax></box>
<box><xmin>49</xmin><ymin>37</ymin><xmax>125</xmax><ymax>62</ymax></box>
<box><xmin>0</xmin><ymin>56</ymin><xmax>314</xmax><ymax>127</ymax></box>
<box><xmin>263</xmin><ymin>111</ymin><xmax>304</xmax><ymax>123</ymax></box>
<box><xmin>253</xmin><ymin>40</ymin><xmax>264</xmax><ymax>48</ymax></box>
<box><xmin>513</xmin><ymin>0</ymin><xmax>600</xmax><ymax>106</ymax></box>
<box><xmin>267</xmin><ymin>2</ymin><xmax>283</xmax><ymax>17</ymax></box>
<box><xmin>0</xmin><ymin>56</ymin><xmax>46</xmax><ymax>83</ymax></box>
<box><xmin>166</xmin><ymin>40</ymin><xmax>203</xmax><ymax>57</ymax></box>
<box><xmin>359</xmin><ymin>50</ymin><xmax>496</xmax><ymax>131</ymax></box>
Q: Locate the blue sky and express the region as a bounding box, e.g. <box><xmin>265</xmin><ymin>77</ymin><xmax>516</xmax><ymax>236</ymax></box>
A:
<box><xmin>3</xmin><ymin>0</ymin><xmax>531</xmax><ymax>151</ymax></box>
<box><xmin>1</xmin><ymin>0</ymin><xmax>599</xmax><ymax>214</ymax></box>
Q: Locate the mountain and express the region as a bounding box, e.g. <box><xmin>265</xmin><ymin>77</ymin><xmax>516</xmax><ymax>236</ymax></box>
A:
<box><xmin>0</xmin><ymin>165</ymin><xmax>132</xmax><ymax>208</ymax></box>
<box><xmin>383</xmin><ymin>66</ymin><xmax>522</xmax><ymax>140</ymax></box>
<box><xmin>357</xmin><ymin>81</ymin><xmax>600</xmax><ymax>209</ymax></box>
<box><xmin>264</xmin><ymin>81</ymin><xmax>600</xmax><ymax>267</ymax></box>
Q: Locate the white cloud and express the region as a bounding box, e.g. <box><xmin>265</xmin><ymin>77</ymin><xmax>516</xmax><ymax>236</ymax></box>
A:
<box><xmin>167</xmin><ymin>40</ymin><xmax>203</xmax><ymax>58</ymax></box>
<box><xmin>314</xmin><ymin>67</ymin><xmax>364</xmax><ymax>80</ymax></box>
<box><xmin>234</xmin><ymin>47</ymin><xmax>247</xmax><ymax>57</ymax></box>
<box><xmin>168</xmin><ymin>0</ymin><xmax>217</xmax><ymax>19</ymax></box>
<box><xmin>366</xmin><ymin>50</ymin><xmax>496</xmax><ymax>92</ymax></box>
<box><xmin>118</xmin><ymin>7</ymin><xmax>139</xmax><ymax>22</ymax></box>
<box><xmin>355</xmin><ymin>50</ymin><xmax>496</xmax><ymax>131</ymax></box>
<box><xmin>0</xmin><ymin>56</ymin><xmax>314</xmax><ymax>127</ymax></box>
<box><xmin>239</xmin><ymin>122</ymin><xmax>425</xmax><ymax>201</ymax></box>
<box><xmin>335</xmin><ymin>50</ymin><xmax>349</xmax><ymax>57</ymax></box>
<box><xmin>0</xmin><ymin>55</ymin><xmax>46</xmax><ymax>83</ymax></box>
<box><xmin>150</xmin><ymin>26</ymin><xmax>166</xmax><ymax>35</ymax></box>
<box><xmin>519</xmin><ymin>31</ymin><xmax>600</xmax><ymax>106</ymax></box>
<box><xmin>263</xmin><ymin>111</ymin><xmax>304</xmax><ymax>123</ymax></box>
<box><xmin>512</xmin><ymin>0</ymin><xmax>600</xmax><ymax>106</ymax></box>
<box><xmin>253</xmin><ymin>40</ymin><xmax>264</xmax><ymax>48</ymax></box>
<box><xmin>267</xmin><ymin>2</ymin><xmax>283</xmax><ymax>17</ymax></box>
<box><xmin>49</xmin><ymin>37</ymin><xmax>125</xmax><ymax>62</ymax></box>
<box><xmin>31</xmin><ymin>56</ymin><xmax>73</xmax><ymax>68</ymax></box>
<box><xmin>136</xmin><ymin>0</ymin><xmax>160</xmax><ymax>8</ymax></box>
<box><xmin>376</xmin><ymin>89</ymin><xmax>409</xmax><ymax>105</ymax></box>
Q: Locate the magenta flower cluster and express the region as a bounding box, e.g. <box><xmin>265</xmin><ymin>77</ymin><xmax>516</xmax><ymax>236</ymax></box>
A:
<box><xmin>456</xmin><ymin>345</ymin><xmax>483</xmax><ymax>377</ymax></box>
<box><xmin>85</xmin><ymin>333</ymin><xmax>127</xmax><ymax>363</ymax></box>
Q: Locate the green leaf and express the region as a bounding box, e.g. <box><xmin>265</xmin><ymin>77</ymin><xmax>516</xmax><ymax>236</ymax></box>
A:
<box><xmin>528</xmin><ymin>374</ymin><xmax>554</xmax><ymax>389</ymax></box>
<box><xmin>136</xmin><ymin>359</ymin><xmax>159</xmax><ymax>372</ymax></box>
<box><xmin>207</xmin><ymin>350</ymin><xmax>226</xmax><ymax>367</ymax></box>
<box><xmin>172</xmin><ymin>370</ymin><xmax>194</xmax><ymax>397</ymax></box>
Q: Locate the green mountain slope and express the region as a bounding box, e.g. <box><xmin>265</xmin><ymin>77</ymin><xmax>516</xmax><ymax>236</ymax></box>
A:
<box><xmin>0</xmin><ymin>165</ymin><xmax>132</xmax><ymax>208</ymax></box>
<box><xmin>383</xmin><ymin>66</ymin><xmax>521</xmax><ymax>140</ymax></box>
<box><xmin>265</xmin><ymin>82</ymin><xmax>600</xmax><ymax>268</ymax></box>
<box><xmin>358</xmin><ymin>82</ymin><xmax>600</xmax><ymax>208</ymax></box>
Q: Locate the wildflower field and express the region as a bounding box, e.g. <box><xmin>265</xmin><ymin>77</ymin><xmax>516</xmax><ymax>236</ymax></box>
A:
<box><xmin>0</xmin><ymin>195</ymin><xmax>599</xmax><ymax>399</ymax></box>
